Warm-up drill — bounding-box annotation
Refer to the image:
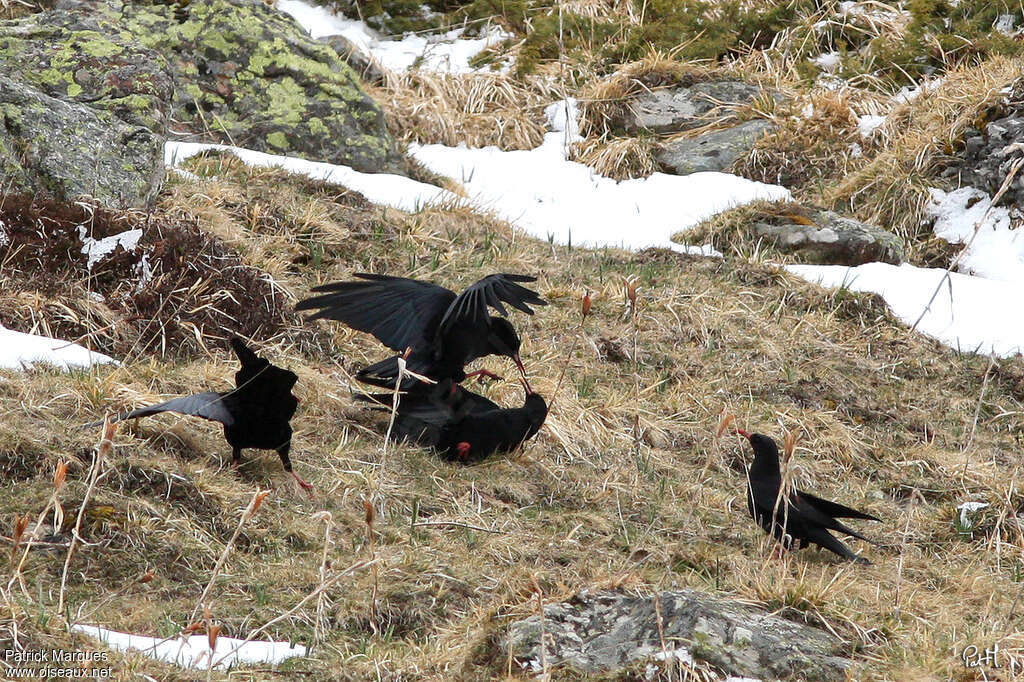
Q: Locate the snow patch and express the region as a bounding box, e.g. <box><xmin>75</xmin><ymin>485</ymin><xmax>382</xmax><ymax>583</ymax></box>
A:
<box><xmin>276</xmin><ymin>0</ymin><xmax>509</xmax><ymax>74</ymax></box>
<box><xmin>812</xmin><ymin>52</ymin><xmax>841</xmax><ymax>72</ymax></box>
<box><xmin>72</xmin><ymin>624</ymin><xmax>307</xmax><ymax>671</ymax></box>
<box><xmin>786</xmin><ymin>262</ymin><xmax>1024</xmax><ymax>357</ymax></box>
<box><xmin>409</xmin><ymin>99</ymin><xmax>791</xmax><ymax>252</ymax></box>
<box><xmin>925</xmin><ymin>186</ymin><xmax>1024</xmax><ymax>284</ymax></box>
<box><xmin>857</xmin><ymin>114</ymin><xmax>886</xmax><ymax>138</ymax></box>
<box><xmin>957</xmin><ymin>501</ymin><xmax>989</xmax><ymax>527</ymax></box>
<box><xmin>78</xmin><ymin>226</ymin><xmax>143</xmax><ymax>270</ymax></box>
<box><xmin>0</xmin><ymin>325</ymin><xmax>116</xmax><ymax>371</ymax></box>
<box><xmin>166</xmin><ymin>141</ymin><xmax>458</xmax><ymax>212</ymax></box>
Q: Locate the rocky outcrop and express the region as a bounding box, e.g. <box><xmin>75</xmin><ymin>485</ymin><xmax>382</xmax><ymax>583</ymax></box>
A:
<box><xmin>656</xmin><ymin>120</ymin><xmax>776</xmax><ymax>175</ymax></box>
<box><xmin>750</xmin><ymin>207</ymin><xmax>904</xmax><ymax>265</ymax></box>
<box><xmin>619</xmin><ymin>81</ymin><xmax>772</xmax><ymax>134</ymax></box>
<box><xmin>941</xmin><ymin>79</ymin><xmax>1024</xmax><ymax>207</ymax></box>
<box><xmin>49</xmin><ymin>0</ymin><xmax>398</xmax><ymax>173</ymax></box>
<box><xmin>321</xmin><ymin>35</ymin><xmax>386</xmax><ymax>85</ymax></box>
<box><xmin>0</xmin><ymin>12</ymin><xmax>172</xmax><ymax>206</ymax></box>
<box><xmin>505</xmin><ymin>589</ymin><xmax>855</xmax><ymax>680</ymax></box>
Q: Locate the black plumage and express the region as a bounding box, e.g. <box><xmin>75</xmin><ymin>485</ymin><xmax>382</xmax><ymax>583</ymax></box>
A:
<box><xmin>739</xmin><ymin>429</ymin><xmax>880</xmax><ymax>564</ymax></box>
<box><xmin>295</xmin><ymin>273</ymin><xmax>546</xmax><ymax>389</ymax></box>
<box><xmin>364</xmin><ymin>378</ymin><xmax>547</xmax><ymax>463</ymax></box>
<box><xmin>92</xmin><ymin>338</ymin><xmax>312</xmax><ymax>492</ymax></box>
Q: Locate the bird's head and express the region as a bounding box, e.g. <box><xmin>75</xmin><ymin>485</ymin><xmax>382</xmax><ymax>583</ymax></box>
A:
<box><xmin>737</xmin><ymin>429</ymin><xmax>781</xmax><ymax>473</ymax></box>
<box><xmin>487</xmin><ymin>317</ymin><xmax>526</xmax><ymax>377</ymax></box>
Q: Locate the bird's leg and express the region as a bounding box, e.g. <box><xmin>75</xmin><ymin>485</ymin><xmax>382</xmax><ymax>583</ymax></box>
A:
<box><xmin>465</xmin><ymin>369</ymin><xmax>503</xmax><ymax>383</ymax></box>
<box><xmin>456</xmin><ymin>441</ymin><xmax>472</xmax><ymax>460</ymax></box>
<box><xmin>278</xmin><ymin>444</ymin><xmax>314</xmax><ymax>496</ymax></box>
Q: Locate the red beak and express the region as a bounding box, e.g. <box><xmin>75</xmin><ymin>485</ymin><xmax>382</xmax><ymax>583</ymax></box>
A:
<box><xmin>736</xmin><ymin>428</ymin><xmax>751</xmax><ymax>439</ymax></box>
<box><xmin>513</xmin><ymin>353</ymin><xmax>526</xmax><ymax>377</ymax></box>
<box><xmin>519</xmin><ymin>376</ymin><xmax>534</xmax><ymax>395</ymax></box>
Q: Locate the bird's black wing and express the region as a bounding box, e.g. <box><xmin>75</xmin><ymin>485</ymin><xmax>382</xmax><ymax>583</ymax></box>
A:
<box><xmin>295</xmin><ymin>274</ymin><xmax>456</xmax><ymax>352</ymax></box>
<box><xmin>790</xmin><ymin>492</ymin><xmax>877</xmax><ymax>545</ymax></box>
<box><xmin>798</xmin><ymin>490</ymin><xmax>881</xmax><ymax>522</ymax></box>
<box><xmin>438</xmin><ymin>274</ymin><xmax>547</xmax><ymax>335</ymax></box>
<box><xmin>116</xmin><ymin>392</ymin><xmax>235</xmax><ymax>426</ymax></box>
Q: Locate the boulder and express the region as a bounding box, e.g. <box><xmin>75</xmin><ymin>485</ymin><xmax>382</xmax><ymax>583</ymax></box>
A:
<box><xmin>751</xmin><ymin>207</ymin><xmax>904</xmax><ymax>265</ymax></box>
<box><xmin>505</xmin><ymin>589</ymin><xmax>854</xmax><ymax>680</ymax></box>
<box><xmin>0</xmin><ymin>12</ymin><xmax>172</xmax><ymax>206</ymax></box>
<box><xmin>620</xmin><ymin>80</ymin><xmax>773</xmax><ymax>134</ymax></box>
<box><xmin>656</xmin><ymin>119</ymin><xmax>776</xmax><ymax>175</ymax></box>
<box><xmin>51</xmin><ymin>0</ymin><xmax>400</xmax><ymax>173</ymax></box>
<box><xmin>321</xmin><ymin>35</ymin><xmax>387</xmax><ymax>85</ymax></box>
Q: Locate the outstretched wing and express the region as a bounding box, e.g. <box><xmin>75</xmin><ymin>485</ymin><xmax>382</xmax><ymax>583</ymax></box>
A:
<box><xmin>438</xmin><ymin>274</ymin><xmax>547</xmax><ymax>335</ymax></box>
<box><xmin>798</xmin><ymin>490</ymin><xmax>881</xmax><ymax>522</ymax></box>
<box><xmin>116</xmin><ymin>392</ymin><xmax>235</xmax><ymax>426</ymax></box>
<box><xmin>295</xmin><ymin>274</ymin><xmax>456</xmax><ymax>352</ymax></box>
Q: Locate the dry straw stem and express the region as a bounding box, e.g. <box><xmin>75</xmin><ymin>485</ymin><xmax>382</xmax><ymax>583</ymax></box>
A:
<box><xmin>189</xmin><ymin>488</ymin><xmax>270</xmax><ymax>623</ymax></box>
<box><xmin>57</xmin><ymin>419</ymin><xmax>115</xmax><ymax>616</ymax></box>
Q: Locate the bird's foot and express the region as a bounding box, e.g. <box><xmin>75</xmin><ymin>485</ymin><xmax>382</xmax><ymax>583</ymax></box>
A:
<box><xmin>465</xmin><ymin>369</ymin><xmax>503</xmax><ymax>383</ymax></box>
<box><xmin>291</xmin><ymin>471</ymin><xmax>315</xmax><ymax>497</ymax></box>
<box><xmin>456</xmin><ymin>442</ymin><xmax>472</xmax><ymax>460</ymax></box>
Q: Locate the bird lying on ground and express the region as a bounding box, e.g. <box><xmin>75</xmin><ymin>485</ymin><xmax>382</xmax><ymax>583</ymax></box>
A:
<box><xmin>88</xmin><ymin>338</ymin><xmax>313</xmax><ymax>493</ymax></box>
<box><xmin>738</xmin><ymin>429</ymin><xmax>880</xmax><ymax>564</ymax></box>
<box><xmin>361</xmin><ymin>378</ymin><xmax>547</xmax><ymax>463</ymax></box>
<box><xmin>295</xmin><ymin>273</ymin><xmax>546</xmax><ymax>390</ymax></box>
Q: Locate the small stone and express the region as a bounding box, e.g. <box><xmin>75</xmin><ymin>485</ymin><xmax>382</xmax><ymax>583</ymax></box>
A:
<box><xmin>750</xmin><ymin>207</ymin><xmax>904</xmax><ymax>265</ymax></box>
<box><xmin>655</xmin><ymin>120</ymin><xmax>776</xmax><ymax>175</ymax></box>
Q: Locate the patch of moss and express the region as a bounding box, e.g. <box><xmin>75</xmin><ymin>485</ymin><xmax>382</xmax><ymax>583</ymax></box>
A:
<box><xmin>818</xmin><ymin>0</ymin><xmax>1024</xmax><ymax>90</ymax></box>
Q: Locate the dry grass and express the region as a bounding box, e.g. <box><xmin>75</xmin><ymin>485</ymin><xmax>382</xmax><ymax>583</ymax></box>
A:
<box><xmin>825</xmin><ymin>55</ymin><xmax>1024</xmax><ymax>245</ymax></box>
<box><xmin>3</xmin><ymin>148</ymin><xmax>1024</xmax><ymax>680</ymax></box>
<box><xmin>371</xmin><ymin>71</ymin><xmax>553</xmax><ymax>150</ymax></box>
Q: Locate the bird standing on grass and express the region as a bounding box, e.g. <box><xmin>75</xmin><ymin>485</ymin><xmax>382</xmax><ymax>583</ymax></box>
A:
<box><xmin>362</xmin><ymin>378</ymin><xmax>547</xmax><ymax>463</ymax></box>
<box><xmin>738</xmin><ymin>429</ymin><xmax>880</xmax><ymax>564</ymax></box>
<box><xmin>295</xmin><ymin>273</ymin><xmax>546</xmax><ymax>390</ymax></box>
<box><xmin>90</xmin><ymin>338</ymin><xmax>313</xmax><ymax>493</ymax></box>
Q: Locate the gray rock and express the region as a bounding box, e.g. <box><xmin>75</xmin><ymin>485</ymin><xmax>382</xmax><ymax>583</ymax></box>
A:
<box><xmin>752</xmin><ymin>207</ymin><xmax>904</xmax><ymax>265</ymax></box>
<box><xmin>33</xmin><ymin>0</ymin><xmax>400</xmax><ymax>174</ymax></box>
<box><xmin>0</xmin><ymin>13</ymin><xmax>171</xmax><ymax>206</ymax></box>
<box><xmin>656</xmin><ymin>120</ymin><xmax>776</xmax><ymax>175</ymax></box>
<box><xmin>940</xmin><ymin>79</ymin><xmax>1024</xmax><ymax>209</ymax></box>
<box><xmin>505</xmin><ymin>589</ymin><xmax>854</xmax><ymax>680</ymax></box>
<box><xmin>621</xmin><ymin>80</ymin><xmax>772</xmax><ymax>134</ymax></box>
<box><xmin>321</xmin><ymin>35</ymin><xmax>386</xmax><ymax>84</ymax></box>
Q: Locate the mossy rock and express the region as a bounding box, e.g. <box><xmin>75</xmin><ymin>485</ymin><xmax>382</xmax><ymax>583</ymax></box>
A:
<box><xmin>0</xmin><ymin>13</ymin><xmax>170</xmax><ymax>205</ymax></box>
<box><xmin>0</xmin><ymin>76</ymin><xmax>165</xmax><ymax>206</ymax></box>
<box><xmin>78</xmin><ymin>0</ymin><xmax>401</xmax><ymax>173</ymax></box>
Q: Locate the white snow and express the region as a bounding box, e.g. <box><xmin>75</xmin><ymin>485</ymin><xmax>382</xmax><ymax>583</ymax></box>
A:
<box><xmin>0</xmin><ymin>324</ymin><xmax>116</xmax><ymax>371</ymax></box>
<box><xmin>165</xmin><ymin>101</ymin><xmax>787</xmax><ymax>254</ymax></box>
<box><xmin>857</xmin><ymin>114</ymin><xmax>886</xmax><ymax>138</ymax></box>
<box><xmin>276</xmin><ymin>0</ymin><xmax>509</xmax><ymax>74</ymax></box>
<box><xmin>957</xmin><ymin>501</ymin><xmax>990</xmax><ymax>527</ymax></box>
<box><xmin>78</xmin><ymin>226</ymin><xmax>143</xmax><ymax>270</ymax></box>
<box><xmin>409</xmin><ymin>100</ymin><xmax>791</xmax><ymax>252</ymax></box>
<box><xmin>72</xmin><ymin>624</ymin><xmax>307</xmax><ymax>671</ymax></box>
<box><xmin>812</xmin><ymin>52</ymin><xmax>841</xmax><ymax>72</ymax></box>
<box><xmin>786</xmin><ymin>262</ymin><xmax>1024</xmax><ymax>357</ymax></box>
<box><xmin>925</xmin><ymin>187</ymin><xmax>1024</xmax><ymax>284</ymax></box>
<box><xmin>166</xmin><ymin>141</ymin><xmax>458</xmax><ymax>212</ymax></box>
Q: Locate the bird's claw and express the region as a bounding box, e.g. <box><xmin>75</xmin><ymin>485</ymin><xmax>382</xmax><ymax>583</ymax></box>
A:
<box><xmin>291</xmin><ymin>471</ymin><xmax>315</xmax><ymax>497</ymax></box>
<box><xmin>456</xmin><ymin>442</ymin><xmax>472</xmax><ymax>460</ymax></box>
<box><xmin>465</xmin><ymin>369</ymin><xmax>503</xmax><ymax>383</ymax></box>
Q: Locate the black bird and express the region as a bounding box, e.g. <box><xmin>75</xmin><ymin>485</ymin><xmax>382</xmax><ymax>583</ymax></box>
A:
<box><xmin>738</xmin><ymin>429</ymin><xmax>880</xmax><ymax>564</ymax></box>
<box><xmin>295</xmin><ymin>273</ymin><xmax>546</xmax><ymax>390</ymax></box>
<box><xmin>91</xmin><ymin>338</ymin><xmax>312</xmax><ymax>492</ymax></box>
<box><xmin>364</xmin><ymin>378</ymin><xmax>547</xmax><ymax>463</ymax></box>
